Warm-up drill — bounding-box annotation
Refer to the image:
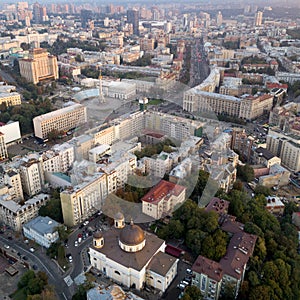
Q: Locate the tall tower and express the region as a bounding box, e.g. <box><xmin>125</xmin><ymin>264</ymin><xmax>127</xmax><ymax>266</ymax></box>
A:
<box><xmin>98</xmin><ymin>71</ymin><xmax>105</xmax><ymax>103</ymax></box>
<box><xmin>254</xmin><ymin>11</ymin><xmax>263</xmax><ymax>26</ymax></box>
<box><xmin>127</xmin><ymin>9</ymin><xmax>139</xmax><ymax>36</ymax></box>
<box><xmin>216</xmin><ymin>11</ymin><xmax>223</xmax><ymax>27</ymax></box>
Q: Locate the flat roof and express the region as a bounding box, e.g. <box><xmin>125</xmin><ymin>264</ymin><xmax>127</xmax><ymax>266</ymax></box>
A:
<box><xmin>33</xmin><ymin>103</ymin><xmax>85</xmax><ymax>122</ymax></box>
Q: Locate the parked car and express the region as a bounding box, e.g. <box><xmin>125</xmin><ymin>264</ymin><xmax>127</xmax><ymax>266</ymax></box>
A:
<box><xmin>83</xmin><ymin>220</ymin><xmax>89</xmax><ymax>226</ymax></box>
<box><xmin>4</xmin><ymin>244</ymin><xmax>9</xmax><ymax>249</ymax></box>
<box><xmin>29</xmin><ymin>248</ymin><xmax>35</xmax><ymax>253</ymax></box>
<box><xmin>74</xmin><ymin>241</ymin><xmax>78</xmax><ymax>247</ymax></box>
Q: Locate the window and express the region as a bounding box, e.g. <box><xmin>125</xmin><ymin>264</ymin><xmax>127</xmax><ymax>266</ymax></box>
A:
<box><xmin>115</xmin><ymin>270</ymin><xmax>121</xmax><ymax>275</ymax></box>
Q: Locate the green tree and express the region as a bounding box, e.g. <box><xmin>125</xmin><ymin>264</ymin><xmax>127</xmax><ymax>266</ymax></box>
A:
<box><xmin>18</xmin><ymin>270</ymin><xmax>35</xmax><ymax>289</ymax></box>
<box><xmin>254</xmin><ymin>185</ymin><xmax>271</xmax><ymax>196</ymax></box>
<box><xmin>237</xmin><ymin>164</ymin><xmax>254</xmax><ymax>182</ymax></box>
<box><xmin>39</xmin><ymin>198</ymin><xmax>63</xmax><ymax>223</ymax></box>
<box><xmin>183</xmin><ymin>285</ymin><xmax>203</xmax><ymax>300</ymax></box>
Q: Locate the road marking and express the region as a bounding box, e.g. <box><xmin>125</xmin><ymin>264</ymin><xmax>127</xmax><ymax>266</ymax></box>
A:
<box><xmin>62</xmin><ymin>292</ymin><xmax>68</xmax><ymax>300</ymax></box>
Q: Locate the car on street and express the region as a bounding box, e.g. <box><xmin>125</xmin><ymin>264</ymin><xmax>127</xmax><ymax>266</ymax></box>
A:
<box><xmin>29</xmin><ymin>248</ymin><xmax>35</xmax><ymax>253</ymax></box>
<box><xmin>68</xmin><ymin>256</ymin><xmax>73</xmax><ymax>263</ymax></box>
<box><xmin>83</xmin><ymin>220</ymin><xmax>89</xmax><ymax>226</ymax></box>
<box><xmin>4</xmin><ymin>244</ymin><xmax>9</xmax><ymax>249</ymax></box>
<box><xmin>74</xmin><ymin>241</ymin><xmax>78</xmax><ymax>247</ymax></box>
<box><xmin>32</xmin><ymin>265</ymin><xmax>38</xmax><ymax>270</ymax></box>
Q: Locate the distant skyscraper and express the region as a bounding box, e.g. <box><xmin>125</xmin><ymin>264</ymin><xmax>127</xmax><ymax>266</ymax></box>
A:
<box><xmin>254</xmin><ymin>11</ymin><xmax>263</xmax><ymax>26</ymax></box>
<box><xmin>81</xmin><ymin>9</ymin><xmax>93</xmax><ymax>29</ymax></box>
<box><xmin>216</xmin><ymin>11</ymin><xmax>223</xmax><ymax>27</ymax></box>
<box><xmin>32</xmin><ymin>2</ymin><xmax>47</xmax><ymax>23</ymax></box>
<box><xmin>127</xmin><ymin>9</ymin><xmax>139</xmax><ymax>36</ymax></box>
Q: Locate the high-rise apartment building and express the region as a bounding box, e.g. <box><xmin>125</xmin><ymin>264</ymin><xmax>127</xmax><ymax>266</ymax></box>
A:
<box><xmin>60</xmin><ymin>173</ymin><xmax>107</xmax><ymax>226</ymax></box>
<box><xmin>81</xmin><ymin>9</ymin><xmax>93</xmax><ymax>28</ymax></box>
<box><xmin>127</xmin><ymin>9</ymin><xmax>139</xmax><ymax>36</ymax></box>
<box><xmin>254</xmin><ymin>11</ymin><xmax>263</xmax><ymax>26</ymax></box>
<box><xmin>32</xmin><ymin>2</ymin><xmax>47</xmax><ymax>23</ymax></box>
<box><xmin>4</xmin><ymin>170</ymin><xmax>24</xmax><ymax>200</ymax></box>
<box><xmin>0</xmin><ymin>133</ymin><xmax>8</xmax><ymax>161</ymax></box>
<box><xmin>33</xmin><ymin>103</ymin><xmax>87</xmax><ymax>140</ymax></box>
<box><xmin>19</xmin><ymin>48</ymin><xmax>58</xmax><ymax>84</ymax></box>
<box><xmin>216</xmin><ymin>11</ymin><xmax>223</xmax><ymax>26</ymax></box>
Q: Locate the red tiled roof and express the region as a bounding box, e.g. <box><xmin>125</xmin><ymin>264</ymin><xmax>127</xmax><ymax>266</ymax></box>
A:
<box><xmin>165</xmin><ymin>244</ymin><xmax>183</xmax><ymax>257</ymax></box>
<box><xmin>192</xmin><ymin>255</ymin><xmax>223</xmax><ymax>282</ymax></box>
<box><xmin>205</xmin><ymin>197</ymin><xmax>229</xmax><ymax>214</ymax></box>
<box><xmin>141</xmin><ymin>180</ymin><xmax>185</xmax><ymax>205</ymax></box>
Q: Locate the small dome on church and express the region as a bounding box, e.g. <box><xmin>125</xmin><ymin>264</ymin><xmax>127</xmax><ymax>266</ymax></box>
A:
<box><xmin>114</xmin><ymin>212</ymin><xmax>124</xmax><ymax>220</ymax></box>
<box><xmin>119</xmin><ymin>220</ymin><xmax>145</xmax><ymax>246</ymax></box>
<box><xmin>93</xmin><ymin>231</ymin><xmax>103</xmax><ymax>239</ymax></box>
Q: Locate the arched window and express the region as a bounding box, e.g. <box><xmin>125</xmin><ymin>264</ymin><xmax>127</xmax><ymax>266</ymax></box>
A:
<box><xmin>115</xmin><ymin>270</ymin><xmax>121</xmax><ymax>275</ymax></box>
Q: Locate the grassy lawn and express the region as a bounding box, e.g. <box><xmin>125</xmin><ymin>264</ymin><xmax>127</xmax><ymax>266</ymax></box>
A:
<box><xmin>57</xmin><ymin>245</ymin><xmax>69</xmax><ymax>270</ymax></box>
<box><xmin>11</xmin><ymin>288</ymin><xmax>27</xmax><ymax>300</ymax></box>
<box><xmin>148</xmin><ymin>99</ymin><xmax>164</xmax><ymax>105</ymax></box>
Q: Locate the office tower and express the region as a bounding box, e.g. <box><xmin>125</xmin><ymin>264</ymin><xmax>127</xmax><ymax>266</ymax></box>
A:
<box><xmin>216</xmin><ymin>11</ymin><xmax>223</xmax><ymax>26</ymax></box>
<box><xmin>81</xmin><ymin>9</ymin><xmax>93</xmax><ymax>29</ymax></box>
<box><xmin>127</xmin><ymin>9</ymin><xmax>139</xmax><ymax>36</ymax></box>
<box><xmin>254</xmin><ymin>11</ymin><xmax>263</xmax><ymax>26</ymax></box>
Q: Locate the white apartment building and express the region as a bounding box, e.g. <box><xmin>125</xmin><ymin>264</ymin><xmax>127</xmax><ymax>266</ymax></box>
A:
<box><xmin>0</xmin><ymin>92</ymin><xmax>21</xmax><ymax>107</ymax></box>
<box><xmin>0</xmin><ymin>193</ymin><xmax>49</xmax><ymax>231</ymax></box>
<box><xmin>267</xmin><ymin>129</ymin><xmax>300</xmax><ymax>172</ymax></box>
<box><xmin>0</xmin><ymin>132</ymin><xmax>8</xmax><ymax>160</ymax></box>
<box><xmin>70</xmin><ymin>135</ymin><xmax>94</xmax><ymax>161</ymax></box>
<box><xmin>4</xmin><ymin>169</ymin><xmax>24</xmax><ymax>200</ymax></box>
<box><xmin>23</xmin><ymin>216</ymin><xmax>59</xmax><ymax>248</ymax></box>
<box><xmin>89</xmin><ymin>145</ymin><xmax>111</xmax><ymax>163</ymax></box>
<box><xmin>60</xmin><ymin>173</ymin><xmax>107</xmax><ymax>227</ymax></box>
<box><xmin>0</xmin><ymin>121</ymin><xmax>21</xmax><ymax>144</ymax></box>
<box><xmin>99</xmin><ymin>152</ymin><xmax>137</xmax><ymax>195</ymax></box>
<box><xmin>183</xmin><ymin>90</ymin><xmax>273</xmax><ymax>120</ymax></box>
<box><xmin>142</xmin><ymin>152</ymin><xmax>173</xmax><ymax>178</ymax></box>
<box><xmin>142</xmin><ymin>180</ymin><xmax>186</xmax><ymax>220</ymax></box>
<box><xmin>19</xmin><ymin>158</ymin><xmax>44</xmax><ymax>197</ymax></box>
<box><xmin>33</xmin><ymin>103</ymin><xmax>87</xmax><ymax>140</ymax></box>
<box><xmin>52</xmin><ymin>142</ymin><xmax>75</xmax><ymax>173</ymax></box>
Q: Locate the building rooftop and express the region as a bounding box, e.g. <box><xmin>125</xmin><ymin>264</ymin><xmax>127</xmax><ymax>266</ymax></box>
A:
<box><xmin>23</xmin><ymin>216</ymin><xmax>59</xmax><ymax>236</ymax></box>
<box><xmin>219</xmin><ymin>232</ymin><xmax>257</xmax><ymax>280</ymax></box>
<box><xmin>147</xmin><ymin>251</ymin><xmax>177</xmax><ymax>276</ymax></box>
<box><xmin>141</xmin><ymin>180</ymin><xmax>186</xmax><ymax>205</ymax></box>
<box><xmin>192</xmin><ymin>255</ymin><xmax>223</xmax><ymax>282</ymax></box>
<box><xmin>91</xmin><ymin>227</ymin><xmax>164</xmax><ymax>272</ymax></box>
<box><xmin>205</xmin><ymin>197</ymin><xmax>229</xmax><ymax>214</ymax></box>
<box><xmin>33</xmin><ymin>103</ymin><xmax>85</xmax><ymax>122</ymax></box>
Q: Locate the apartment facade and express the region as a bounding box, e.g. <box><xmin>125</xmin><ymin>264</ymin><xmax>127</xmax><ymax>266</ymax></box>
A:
<box><xmin>141</xmin><ymin>180</ymin><xmax>186</xmax><ymax>219</ymax></box>
<box><xmin>19</xmin><ymin>158</ymin><xmax>44</xmax><ymax>197</ymax></box>
<box><xmin>4</xmin><ymin>169</ymin><xmax>24</xmax><ymax>200</ymax></box>
<box><xmin>0</xmin><ymin>132</ymin><xmax>8</xmax><ymax>160</ymax></box>
<box><xmin>60</xmin><ymin>173</ymin><xmax>107</xmax><ymax>226</ymax></box>
<box><xmin>0</xmin><ymin>92</ymin><xmax>21</xmax><ymax>107</ymax></box>
<box><xmin>0</xmin><ymin>194</ymin><xmax>49</xmax><ymax>231</ymax></box>
<box><xmin>267</xmin><ymin>129</ymin><xmax>300</xmax><ymax>172</ymax></box>
<box><xmin>33</xmin><ymin>103</ymin><xmax>87</xmax><ymax>140</ymax></box>
<box><xmin>19</xmin><ymin>48</ymin><xmax>58</xmax><ymax>84</ymax></box>
<box><xmin>183</xmin><ymin>90</ymin><xmax>273</xmax><ymax>120</ymax></box>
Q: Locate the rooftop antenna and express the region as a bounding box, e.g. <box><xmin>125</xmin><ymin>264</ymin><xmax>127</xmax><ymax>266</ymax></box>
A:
<box><xmin>99</xmin><ymin>69</ymin><xmax>106</xmax><ymax>103</ymax></box>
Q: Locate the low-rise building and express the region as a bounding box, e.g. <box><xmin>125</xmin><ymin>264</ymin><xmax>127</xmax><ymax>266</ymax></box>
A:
<box><xmin>0</xmin><ymin>92</ymin><xmax>21</xmax><ymax>107</ymax></box>
<box><xmin>265</xmin><ymin>195</ymin><xmax>285</xmax><ymax>214</ymax></box>
<box><xmin>141</xmin><ymin>180</ymin><xmax>186</xmax><ymax>220</ymax></box>
<box><xmin>23</xmin><ymin>216</ymin><xmax>59</xmax><ymax>248</ymax></box>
